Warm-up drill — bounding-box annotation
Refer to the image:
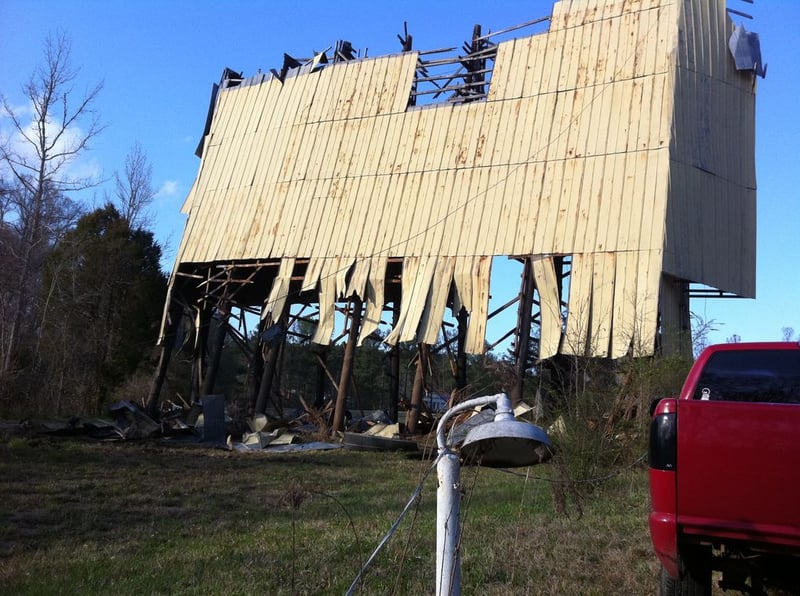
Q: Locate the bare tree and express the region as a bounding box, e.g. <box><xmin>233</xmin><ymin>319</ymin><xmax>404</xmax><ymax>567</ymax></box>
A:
<box><xmin>0</xmin><ymin>177</ymin><xmax>11</xmax><ymax>221</ymax></box>
<box><xmin>113</xmin><ymin>141</ymin><xmax>155</xmax><ymax>229</ymax></box>
<box><xmin>690</xmin><ymin>312</ymin><xmax>717</xmax><ymax>358</ymax></box>
<box><xmin>0</xmin><ymin>30</ymin><xmax>104</xmax><ymax>377</ymax></box>
<box><xmin>782</xmin><ymin>327</ymin><xmax>796</xmax><ymax>342</ymax></box>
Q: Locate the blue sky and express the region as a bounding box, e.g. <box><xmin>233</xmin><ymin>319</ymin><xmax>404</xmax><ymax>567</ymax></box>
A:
<box><xmin>1</xmin><ymin>0</ymin><xmax>797</xmax><ymax>347</ymax></box>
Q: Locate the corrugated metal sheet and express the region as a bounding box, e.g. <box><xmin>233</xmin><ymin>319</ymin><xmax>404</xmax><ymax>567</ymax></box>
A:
<box><xmin>356</xmin><ymin>256</ymin><xmax>387</xmax><ymax>345</ymax></box>
<box><xmin>169</xmin><ymin>0</ymin><xmax>757</xmax><ymax>357</ymax></box>
<box><xmin>263</xmin><ymin>257</ymin><xmax>295</xmax><ymax>323</ymax></box>
<box><xmin>531</xmin><ymin>256</ymin><xmax>562</xmax><ymax>359</ymax></box>
<box><xmin>663</xmin><ymin>0</ymin><xmax>756</xmax><ymax>296</ymax></box>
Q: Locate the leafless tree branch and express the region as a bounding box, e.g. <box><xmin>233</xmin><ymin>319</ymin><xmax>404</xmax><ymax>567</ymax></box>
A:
<box><xmin>0</xmin><ymin>29</ymin><xmax>104</xmax><ymax>376</ymax></box>
<box><xmin>113</xmin><ymin>141</ymin><xmax>155</xmax><ymax>229</ymax></box>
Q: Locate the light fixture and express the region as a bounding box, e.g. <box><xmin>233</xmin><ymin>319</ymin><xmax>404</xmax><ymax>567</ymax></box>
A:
<box><xmin>435</xmin><ymin>392</ymin><xmax>551</xmax><ymax>595</ymax></box>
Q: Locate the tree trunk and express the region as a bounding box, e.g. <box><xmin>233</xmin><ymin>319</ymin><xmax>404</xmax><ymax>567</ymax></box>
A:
<box><xmin>1</xmin><ymin>189</ymin><xmax>41</xmax><ymax>376</ymax></box>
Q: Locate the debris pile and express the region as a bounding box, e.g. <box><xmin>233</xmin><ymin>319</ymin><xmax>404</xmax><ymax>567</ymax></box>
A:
<box><xmin>5</xmin><ymin>393</ymin><xmax>544</xmax><ymax>459</ymax></box>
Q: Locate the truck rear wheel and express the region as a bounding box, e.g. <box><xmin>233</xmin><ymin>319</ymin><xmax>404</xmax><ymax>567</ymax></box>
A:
<box><xmin>660</xmin><ymin>547</ymin><xmax>712</xmax><ymax>596</ymax></box>
<box><xmin>660</xmin><ymin>566</ymin><xmax>708</xmax><ymax>596</ymax></box>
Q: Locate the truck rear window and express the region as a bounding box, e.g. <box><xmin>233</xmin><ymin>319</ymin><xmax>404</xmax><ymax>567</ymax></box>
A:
<box><xmin>693</xmin><ymin>349</ymin><xmax>800</xmax><ymax>404</ymax></box>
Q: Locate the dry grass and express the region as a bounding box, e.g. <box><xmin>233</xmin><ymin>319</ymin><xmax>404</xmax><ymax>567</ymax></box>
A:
<box><xmin>0</xmin><ymin>434</ymin><xmax>661</xmax><ymax>594</ymax></box>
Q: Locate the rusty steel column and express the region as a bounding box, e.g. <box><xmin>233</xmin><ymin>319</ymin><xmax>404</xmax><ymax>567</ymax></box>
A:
<box><xmin>512</xmin><ymin>258</ymin><xmax>536</xmax><ymax>405</ymax></box>
<box><xmin>332</xmin><ymin>296</ymin><xmax>363</xmax><ymax>433</ymax></box>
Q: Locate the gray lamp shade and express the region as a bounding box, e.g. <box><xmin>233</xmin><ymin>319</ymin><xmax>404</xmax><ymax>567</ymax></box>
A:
<box><xmin>460</xmin><ymin>418</ymin><xmax>551</xmax><ymax>468</ymax></box>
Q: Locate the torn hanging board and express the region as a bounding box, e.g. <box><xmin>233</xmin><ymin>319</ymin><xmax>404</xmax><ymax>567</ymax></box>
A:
<box><xmin>729</xmin><ymin>24</ymin><xmax>767</xmax><ymax>78</ymax></box>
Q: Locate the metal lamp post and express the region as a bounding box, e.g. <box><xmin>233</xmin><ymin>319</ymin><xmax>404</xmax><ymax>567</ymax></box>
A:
<box><xmin>435</xmin><ymin>392</ymin><xmax>551</xmax><ymax>596</ymax></box>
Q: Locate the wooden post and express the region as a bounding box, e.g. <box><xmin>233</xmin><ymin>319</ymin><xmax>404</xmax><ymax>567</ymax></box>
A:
<box><xmin>332</xmin><ymin>296</ymin><xmax>363</xmax><ymax>433</ymax></box>
<box><xmin>406</xmin><ymin>343</ymin><xmax>429</xmax><ymax>434</ymax></box>
<box><xmin>145</xmin><ymin>301</ymin><xmax>183</xmax><ymax>418</ymax></box>
<box><xmin>512</xmin><ymin>258</ymin><xmax>535</xmax><ymax>405</ymax></box>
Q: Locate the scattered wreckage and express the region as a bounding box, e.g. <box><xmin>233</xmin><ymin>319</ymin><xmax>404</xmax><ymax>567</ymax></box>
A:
<box><xmin>8</xmin><ymin>393</ymin><xmax>543</xmax><ymax>458</ymax></box>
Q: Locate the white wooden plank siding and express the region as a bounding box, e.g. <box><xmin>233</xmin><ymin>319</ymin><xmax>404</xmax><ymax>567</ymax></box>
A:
<box><xmin>168</xmin><ymin>0</ymin><xmax>757</xmax><ymax>356</ymax></box>
<box><xmin>357</xmin><ymin>256</ymin><xmax>388</xmax><ymax>345</ymax></box>
<box><xmin>531</xmin><ymin>256</ymin><xmax>562</xmax><ymax>360</ymax></box>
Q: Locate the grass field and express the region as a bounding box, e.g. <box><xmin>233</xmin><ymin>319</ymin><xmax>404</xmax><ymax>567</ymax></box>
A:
<box><xmin>0</xmin><ymin>434</ymin><xmax>660</xmax><ymax>595</ymax></box>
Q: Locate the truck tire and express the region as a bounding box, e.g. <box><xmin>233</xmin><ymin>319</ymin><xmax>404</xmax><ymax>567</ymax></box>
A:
<box><xmin>660</xmin><ymin>547</ymin><xmax>712</xmax><ymax>596</ymax></box>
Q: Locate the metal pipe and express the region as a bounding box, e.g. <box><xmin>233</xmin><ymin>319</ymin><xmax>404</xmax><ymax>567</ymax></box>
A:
<box><xmin>434</xmin><ymin>394</ymin><xmax>505</xmax><ymax>595</ymax></box>
<box><xmin>436</xmin><ymin>451</ymin><xmax>462</xmax><ymax>596</ymax></box>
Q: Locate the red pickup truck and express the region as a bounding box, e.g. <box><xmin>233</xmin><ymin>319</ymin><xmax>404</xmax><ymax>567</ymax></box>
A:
<box><xmin>649</xmin><ymin>342</ymin><xmax>800</xmax><ymax>595</ymax></box>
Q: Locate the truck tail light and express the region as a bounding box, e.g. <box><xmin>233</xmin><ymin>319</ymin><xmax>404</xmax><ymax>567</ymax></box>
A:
<box><xmin>649</xmin><ymin>406</ymin><xmax>677</xmax><ymax>471</ymax></box>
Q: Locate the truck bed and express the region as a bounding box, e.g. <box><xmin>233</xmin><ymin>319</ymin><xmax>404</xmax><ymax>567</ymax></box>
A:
<box><xmin>676</xmin><ymin>398</ymin><xmax>800</xmax><ymax>548</ymax></box>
